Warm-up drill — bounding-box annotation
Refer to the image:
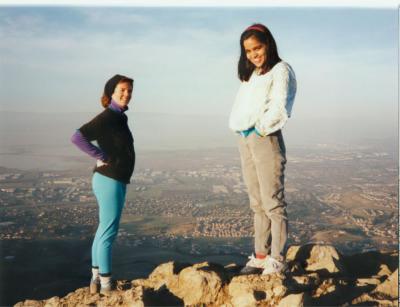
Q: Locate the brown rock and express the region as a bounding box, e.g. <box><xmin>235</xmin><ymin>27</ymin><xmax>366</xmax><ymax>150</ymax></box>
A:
<box><xmin>292</xmin><ymin>275</ymin><xmax>312</xmax><ymax>286</ymax></box>
<box><xmin>170</xmin><ymin>262</ymin><xmax>225</xmax><ymax>305</ymax></box>
<box><xmin>352</xmin><ymin>293</ymin><xmax>398</xmax><ymax>307</ymax></box>
<box><xmin>121</xmin><ymin>286</ymin><xmax>145</xmax><ymax>307</ymax></box>
<box><xmin>356</xmin><ymin>278</ymin><xmax>381</xmax><ymax>286</ymax></box>
<box><xmin>377</xmin><ymin>264</ymin><xmax>392</xmax><ymax>277</ymax></box>
<box><xmin>43</xmin><ymin>296</ymin><xmax>60</xmax><ymax>307</ymax></box>
<box><xmin>287</xmin><ymin>244</ymin><xmax>346</xmax><ymax>274</ymax></box>
<box><xmin>278</xmin><ymin>293</ymin><xmax>305</xmax><ymax>307</ymax></box>
<box><xmin>313</xmin><ymin>278</ymin><xmax>336</xmax><ymax>298</ymax></box>
<box><xmin>16</xmin><ymin>300</ymin><xmax>44</xmax><ymax>307</ymax></box>
<box><xmin>146</xmin><ymin>261</ymin><xmax>178</xmax><ymax>290</ymax></box>
<box><xmin>286</xmin><ymin>245</ymin><xmax>301</xmax><ymax>261</ymax></box>
<box><xmin>228</xmin><ymin>279</ymin><xmax>258</xmax><ymax>307</ymax></box>
<box><xmin>229</xmin><ymin>274</ymin><xmax>287</xmax><ymax>307</ymax></box>
<box><xmin>229</xmin><ymin>288</ymin><xmax>257</xmax><ymax>307</ymax></box>
<box><xmin>13</xmin><ymin>246</ymin><xmax>398</xmax><ymax>307</ymax></box>
<box><xmin>372</xmin><ymin>268</ymin><xmax>399</xmax><ymax>299</ymax></box>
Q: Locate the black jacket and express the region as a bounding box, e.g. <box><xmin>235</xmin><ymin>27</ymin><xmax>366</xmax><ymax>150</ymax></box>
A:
<box><xmin>79</xmin><ymin>108</ymin><xmax>135</xmax><ymax>184</ymax></box>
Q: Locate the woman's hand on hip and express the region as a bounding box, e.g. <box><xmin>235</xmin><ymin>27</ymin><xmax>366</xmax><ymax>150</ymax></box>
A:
<box><xmin>96</xmin><ymin>159</ymin><xmax>108</xmax><ymax>167</ymax></box>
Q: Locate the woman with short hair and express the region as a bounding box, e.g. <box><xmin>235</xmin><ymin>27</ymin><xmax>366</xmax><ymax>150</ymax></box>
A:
<box><xmin>71</xmin><ymin>74</ymin><xmax>135</xmax><ymax>294</ymax></box>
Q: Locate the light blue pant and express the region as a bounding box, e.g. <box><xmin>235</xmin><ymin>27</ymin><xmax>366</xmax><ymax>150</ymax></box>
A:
<box><xmin>91</xmin><ymin>172</ymin><xmax>126</xmax><ymax>275</ymax></box>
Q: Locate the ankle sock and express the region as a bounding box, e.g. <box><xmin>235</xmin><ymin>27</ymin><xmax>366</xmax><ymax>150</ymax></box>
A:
<box><xmin>100</xmin><ymin>275</ymin><xmax>111</xmax><ymax>288</ymax></box>
<box><xmin>91</xmin><ymin>267</ymin><xmax>99</xmax><ymax>281</ymax></box>
<box><xmin>256</xmin><ymin>253</ymin><xmax>267</xmax><ymax>259</ymax></box>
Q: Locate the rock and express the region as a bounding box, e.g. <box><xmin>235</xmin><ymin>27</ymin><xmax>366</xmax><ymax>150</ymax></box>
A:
<box><xmin>292</xmin><ymin>276</ymin><xmax>310</xmax><ymax>285</ymax></box>
<box><xmin>120</xmin><ymin>285</ymin><xmax>146</xmax><ymax>307</ymax></box>
<box><xmin>356</xmin><ymin>278</ymin><xmax>381</xmax><ymax>286</ymax></box>
<box><xmin>12</xmin><ymin>245</ymin><xmax>398</xmax><ymax>307</ymax></box>
<box><xmin>352</xmin><ymin>293</ymin><xmax>398</xmax><ymax>307</ymax></box>
<box><xmin>289</xmin><ymin>260</ymin><xmax>306</xmax><ymax>275</ymax></box>
<box><xmin>43</xmin><ymin>296</ymin><xmax>60</xmax><ymax>307</ymax></box>
<box><xmin>287</xmin><ymin>244</ymin><xmax>346</xmax><ymax>274</ymax></box>
<box><xmin>146</xmin><ymin>261</ymin><xmax>179</xmax><ymax>289</ymax></box>
<box><xmin>15</xmin><ymin>300</ymin><xmax>44</xmax><ymax>307</ymax></box>
<box><xmin>278</xmin><ymin>293</ymin><xmax>305</xmax><ymax>307</ymax></box>
<box><xmin>286</xmin><ymin>245</ymin><xmax>301</xmax><ymax>261</ymax></box>
<box><xmin>140</xmin><ymin>285</ymin><xmax>183</xmax><ymax>306</ymax></box>
<box><xmin>313</xmin><ymin>278</ymin><xmax>336</xmax><ymax>298</ymax></box>
<box><xmin>170</xmin><ymin>262</ymin><xmax>226</xmax><ymax>305</ymax></box>
<box><xmin>377</xmin><ymin>264</ymin><xmax>392</xmax><ymax>277</ymax></box>
<box><xmin>372</xmin><ymin>268</ymin><xmax>398</xmax><ymax>299</ymax></box>
<box><xmin>134</xmin><ymin>260</ymin><xmax>194</xmax><ymax>301</ymax></box>
<box><xmin>229</xmin><ymin>289</ymin><xmax>257</xmax><ymax>307</ymax></box>
<box><xmin>273</xmin><ymin>285</ymin><xmax>286</xmax><ymax>297</ymax></box>
<box><xmin>229</xmin><ymin>273</ymin><xmax>287</xmax><ymax>306</ymax></box>
<box><xmin>343</xmin><ymin>250</ymin><xmax>398</xmax><ymax>278</ymax></box>
<box><xmin>224</xmin><ymin>263</ymin><xmax>242</xmax><ymax>278</ymax></box>
<box><xmin>309</xmin><ymin>277</ymin><xmax>358</xmax><ymax>306</ymax></box>
<box><xmin>289</xmin><ymin>274</ymin><xmax>320</xmax><ymax>292</ymax></box>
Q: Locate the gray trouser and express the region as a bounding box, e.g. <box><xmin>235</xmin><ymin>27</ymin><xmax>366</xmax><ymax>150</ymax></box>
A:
<box><xmin>238</xmin><ymin>130</ymin><xmax>288</xmax><ymax>261</ymax></box>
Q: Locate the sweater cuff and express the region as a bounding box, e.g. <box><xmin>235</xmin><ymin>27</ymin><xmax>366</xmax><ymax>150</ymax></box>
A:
<box><xmin>255</xmin><ymin>128</ymin><xmax>265</xmax><ymax>137</ymax></box>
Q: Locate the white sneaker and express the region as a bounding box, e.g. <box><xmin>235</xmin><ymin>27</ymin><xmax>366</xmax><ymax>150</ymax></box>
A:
<box><xmin>240</xmin><ymin>254</ymin><xmax>269</xmax><ymax>275</ymax></box>
<box><xmin>262</xmin><ymin>257</ymin><xmax>287</xmax><ymax>275</ymax></box>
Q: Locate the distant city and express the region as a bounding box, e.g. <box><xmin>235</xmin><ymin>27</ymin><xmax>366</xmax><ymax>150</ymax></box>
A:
<box><xmin>0</xmin><ymin>143</ymin><xmax>397</xmax><ymax>255</ymax></box>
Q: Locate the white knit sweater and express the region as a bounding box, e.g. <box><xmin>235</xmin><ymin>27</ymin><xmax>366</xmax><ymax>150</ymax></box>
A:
<box><xmin>229</xmin><ymin>61</ymin><xmax>297</xmax><ymax>136</ymax></box>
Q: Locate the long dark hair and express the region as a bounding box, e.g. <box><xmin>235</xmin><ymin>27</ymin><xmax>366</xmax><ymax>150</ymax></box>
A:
<box><xmin>238</xmin><ymin>23</ymin><xmax>282</xmax><ymax>82</ymax></box>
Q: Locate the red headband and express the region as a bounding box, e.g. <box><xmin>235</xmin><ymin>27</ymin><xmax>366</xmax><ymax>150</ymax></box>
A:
<box><xmin>245</xmin><ymin>25</ymin><xmax>265</xmax><ymax>33</ymax></box>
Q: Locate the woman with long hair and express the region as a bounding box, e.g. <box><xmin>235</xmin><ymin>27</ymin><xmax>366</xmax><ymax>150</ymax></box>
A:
<box><xmin>229</xmin><ymin>23</ymin><xmax>297</xmax><ymax>275</ymax></box>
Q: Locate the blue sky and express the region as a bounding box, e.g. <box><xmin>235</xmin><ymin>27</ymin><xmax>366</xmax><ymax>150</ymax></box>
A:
<box><xmin>0</xmin><ymin>6</ymin><xmax>398</xmax><ymax>122</ymax></box>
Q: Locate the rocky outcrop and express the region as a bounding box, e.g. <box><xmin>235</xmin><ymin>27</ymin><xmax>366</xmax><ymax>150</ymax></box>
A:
<box><xmin>15</xmin><ymin>244</ymin><xmax>398</xmax><ymax>307</ymax></box>
<box><xmin>352</xmin><ymin>268</ymin><xmax>399</xmax><ymax>306</ymax></box>
<box><xmin>286</xmin><ymin>244</ymin><xmax>346</xmax><ymax>275</ymax></box>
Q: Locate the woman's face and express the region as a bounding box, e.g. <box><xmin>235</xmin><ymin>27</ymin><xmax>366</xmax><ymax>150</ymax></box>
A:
<box><xmin>243</xmin><ymin>35</ymin><xmax>267</xmax><ymax>69</ymax></box>
<box><xmin>112</xmin><ymin>81</ymin><xmax>133</xmax><ymax>107</ymax></box>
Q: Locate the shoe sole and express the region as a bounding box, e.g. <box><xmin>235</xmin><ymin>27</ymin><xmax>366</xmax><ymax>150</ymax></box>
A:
<box><xmin>262</xmin><ymin>266</ymin><xmax>288</xmax><ymax>276</ymax></box>
<box><xmin>239</xmin><ymin>267</ymin><xmax>263</xmax><ymax>275</ymax></box>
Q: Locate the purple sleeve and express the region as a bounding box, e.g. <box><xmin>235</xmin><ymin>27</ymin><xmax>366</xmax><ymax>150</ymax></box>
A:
<box><xmin>71</xmin><ymin>130</ymin><xmax>108</xmax><ymax>161</ymax></box>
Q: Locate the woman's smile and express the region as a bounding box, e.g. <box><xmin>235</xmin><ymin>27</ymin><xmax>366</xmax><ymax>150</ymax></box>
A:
<box><xmin>243</xmin><ymin>36</ymin><xmax>267</xmax><ymax>68</ymax></box>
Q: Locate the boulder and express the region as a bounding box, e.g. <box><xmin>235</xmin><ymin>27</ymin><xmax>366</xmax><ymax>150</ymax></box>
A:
<box><xmin>229</xmin><ymin>273</ymin><xmax>287</xmax><ymax>306</ymax></box>
<box><xmin>372</xmin><ymin>268</ymin><xmax>399</xmax><ymax>299</ymax></box>
<box><xmin>170</xmin><ymin>262</ymin><xmax>227</xmax><ymax>306</ymax></box>
<box><xmin>148</xmin><ymin>261</ymin><xmax>177</xmax><ymax>287</ymax></box>
<box><xmin>287</xmin><ymin>244</ymin><xmax>346</xmax><ymax>274</ymax></box>
<box><xmin>377</xmin><ymin>264</ymin><xmax>392</xmax><ymax>278</ymax></box>
<box><xmin>278</xmin><ymin>293</ymin><xmax>305</xmax><ymax>307</ymax></box>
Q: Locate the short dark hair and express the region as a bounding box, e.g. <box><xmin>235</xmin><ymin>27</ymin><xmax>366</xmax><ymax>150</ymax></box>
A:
<box><xmin>101</xmin><ymin>77</ymin><xmax>133</xmax><ymax>108</ymax></box>
<box><xmin>238</xmin><ymin>23</ymin><xmax>282</xmax><ymax>82</ymax></box>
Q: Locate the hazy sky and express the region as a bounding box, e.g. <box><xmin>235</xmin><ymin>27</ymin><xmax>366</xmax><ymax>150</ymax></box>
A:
<box><xmin>0</xmin><ymin>5</ymin><xmax>398</xmax><ymax>122</ymax></box>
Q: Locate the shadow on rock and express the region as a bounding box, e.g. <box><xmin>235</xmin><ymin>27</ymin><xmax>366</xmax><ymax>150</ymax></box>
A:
<box><xmin>343</xmin><ymin>251</ymin><xmax>398</xmax><ymax>277</ymax></box>
<box><xmin>197</xmin><ymin>262</ymin><xmax>229</xmax><ymax>284</ymax></box>
<box><xmin>171</xmin><ymin>262</ymin><xmax>192</xmax><ymax>275</ymax></box>
<box><xmin>142</xmin><ymin>285</ymin><xmax>184</xmax><ymax>306</ymax></box>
